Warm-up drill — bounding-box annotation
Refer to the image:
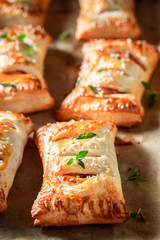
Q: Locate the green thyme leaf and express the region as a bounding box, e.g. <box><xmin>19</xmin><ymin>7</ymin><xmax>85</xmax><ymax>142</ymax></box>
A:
<box><xmin>58</xmin><ymin>27</ymin><xmax>75</xmax><ymax>40</ymax></box>
<box><xmin>78</xmin><ymin>159</ymin><xmax>85</xmax><ymax>169</ymax></box>
<box><xmin>130</xmin><ymin>212</ymin><xmax>137</xmax><ymax>218</ymax></box>
<box><xmin>76</xmin><ymin>150</ymin><xmax>88</xmax><ymax>160</ymax></box>
<box><xmin>17</xmin><ymin>33</ymin><xmax>26</xmax><ymax>42</ymax></box>
<box><xmin>0</xmin><ymin>31</ymin><xmax>15</xmax><ymax>40</ymax></box>
<box><xmin>97</xmin><ymin>68</ymin><xmax>104</xmax><ymax>73</ymax></box>
<box><xmin>122</xmin><ymin>168</ymin><xmax>144</xmax><ymax>183</ymax></box>
<box><xmin>141</xmin><ymin>82</ymin><xmax>153</xmax><ymax>91</ymax></box>
<box><xmin>25</xmin><ymin>48</ymin><xmax>33</xmax><ymax>57</ymax></box>
<box><xmin>0</xmin><ymin>30</ymin><xmax>35</xmax><ymax>58</ymax></box>
<box><xmin>148</xmin><ymin>92</ymin><xmax>158</xmax><ymax>107</ymax></box>
<box><xmin>88</xmin><ymin>85</ymin><xmax>98</xmax><ymax>93</ymax></box>
<box><xmin>77</xmin><ymin>132</ymin><xmax>96</xmax><ymax>139</ymax></box>
<box><xmin>0</xmin><ymin>82</ymin><xmax>17</xmax><ymax>89</ymax></box>
<box><xmin>130</xmin><ymin>208</ymin><xmax>145</xmax><ymax>221</ymax></box>
<box><xmin>88</xmin><ymin>85</ymin><xmax>104</xmax><ymax>97</ymax></box>
<box><xmin>86</xmin><ymin>132</ymin><xmax>96</xmax><ymax>138</ymax></box>
<box><xmin>77</xmin><ymin>132</ymin><xmax>86</xmax><ymax>139</ymax></box>
<box><xmin>66</xmin><ymin>150</ymin><xmax>88</xmax><ymax>169</ymax></box>
<box><xmin>0</xmin><ymin>31</ymin><xmax>8</xmax><ymax>39</ymax></box>
<box><xmin>67</xmin><ymin>158</ymin><xmax>74</xmax><ymax>165</ymax></box>
<box><xmin>141</xmin><ymin>81</ymin><xmax>159</xmax><ymax>107</ymax></box>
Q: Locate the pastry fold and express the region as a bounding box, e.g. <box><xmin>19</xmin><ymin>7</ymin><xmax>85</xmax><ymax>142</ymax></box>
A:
<box><xmin>0</xmin><ymin>111</ymin><xmax>34</xmax><ymax>212</ymax></box>
<box><xmin>57</xmin><ymin>39</ymin><xmax>159</xmax><ymax>127</ymax></box>
<box><xmin>0</xmin><ymin>25</ymin><xmax>54</xmax><ymax>113</ymax></box>
<box><xmin>0</xmin><ymin>0</ymin><xmax>51</xmax><ymax>28</ymax></box>
<box><xmin>76</xmin><ymin>0</ymin><xmax>142</xmax><ymax>40</ymax></box>
<box><xmin>31</xmin><ymin>120</ymin><xmax>129</xmax><ymax>227</ymax></box>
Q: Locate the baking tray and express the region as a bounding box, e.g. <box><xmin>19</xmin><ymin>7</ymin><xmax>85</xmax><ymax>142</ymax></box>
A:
<box><xmin>0</xmin><ymin>0</ymin><xmax>160</xmax><ymax>239</ymax></box>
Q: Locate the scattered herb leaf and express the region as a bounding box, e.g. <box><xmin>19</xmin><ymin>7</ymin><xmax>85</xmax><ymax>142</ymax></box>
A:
<box><xmin>88</xmin><ymin>85</ymin><xmax>97</xmax><ymax>93</ymax></box>
<box><xmin>97</xmin><ymin>68</ymin><xmax>104</xmax><ymax>73</ymax></box>
<box><xmin>58</xmin><ymin>27</ymin><xmax>75</xmax><ymax>40</ymax></box>
<box><xmin>76</xmin><ymin>150</ymin><xmax>88</xmax><ymax>160</ymax></box>
<box><xmin>17</xmin><ymin>33</ymin><xmax>26</xmax><ymax>42</ymax></box>
<box><xmin>0</xmin><ymin>31</ymin><xmax>8</xmax><ymax>39</ymax></box>
<box><xmin>25</xmin><ymin>48</ymin><xmax>33</xmax><ymax>57</ymax></box>
<box><xmin>86</xmin><ymin>132</ymin><xmax>96</xmax><ymax>138</ymax></box>
<box><xmin>0</xmin><ymin>31</ymin><xmax>15</xmax><ymax>40</ymax></box>
<box><xmin>148</xmin><ymin>92</ymin><xmax>158</xmax><ymax>107</ymax></box>
<box><xmin>77</xmin><ymin>132</ymin><xmax>86</xmax><ymax>139</ymax></box>
<box><xmin>88</xmin><ymin>85</ymin><xmax>104</xmax><ymax>97</ymax></box>
<box><xmin>141</xmin><ymin>82</ymin><xmax>153</xmax><ymax>91</ymax></box>
<box><xmin>141</xmin><ymin>81</ymin><xmax>159</xmax><ymax>107</ymax></box>
<box><xmin>122</xmin><ymin>168</ymin><xmax>144</xmax><ymax>183</ymax></box>
<box><xmin>67</xmin><ymin>158</ymin><xmax>74</xmax><ymax>165</ymax></box>
<box><xmin>0</xmin><ymin>30</ymin><xmax>35</xmax><ymax>58</ymax></box>
<box><xmin>77</xmin><ymin>132</ymin><xmax>96</xmax><ymax>139</ymax></box>
<box><xmin>67</xmin><ymin>150</ymin><xmax>88</xmax><ymax>169</ymax></box>
<box><xmin>0</xmin><ymin>82</ymin><xmax>17</xmax><ymax>89</ymax></box>
<box><xmin>78</xmin><ymin>159</ymin><xmax>85</xmax><ymax>169</ymax></box>
<box><xmin>130</xmin><ymin>208</ymin><xmax>145</xmax><ymax>221</ymax></box>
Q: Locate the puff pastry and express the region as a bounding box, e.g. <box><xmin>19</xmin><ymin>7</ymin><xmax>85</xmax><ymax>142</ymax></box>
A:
<box><xmin>0</xmin><ymin>25</ymin><xmax>54</xmax><ymax>113</ymax></box>
<box><xmin>0</xmin><ymin>0</ymin><xmax>51</xmax><ymax>28</ymax></box>
<box><xmin>57</xmin><ymin>39</ymin><xmax>159</xmax><ymax>127</ymax></box>
<box><xmin>76</xmin><ymin>0</ymin><xmax>142</xmax><ymax>40</ymax></box>
<box><xmin>0</xmin><ymin>111</ymin><xmax>34</xmax><ymax>212</ymax></box>
<box><xmin>31</xmin><ymin>120</ymin><xmax>129</xmax><ymax>227</ymax></box>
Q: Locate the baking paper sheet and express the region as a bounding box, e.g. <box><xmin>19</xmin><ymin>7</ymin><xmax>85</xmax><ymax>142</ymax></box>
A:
<box><xmin>0</xmin><ymin>0</ymin><xmax>160</xmax><ymax>239</ymax></box>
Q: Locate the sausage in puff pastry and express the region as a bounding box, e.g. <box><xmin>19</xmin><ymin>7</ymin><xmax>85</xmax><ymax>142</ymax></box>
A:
<box><xmin>57</xmin><ymin>39</ymin><xmax>159</xmax><ymax>127</ymax></box>
<box><xmin>0</xmin><ymin>25</ymin><xmax>54</xmax><ymax>113</ymax></box>
<box><xmin>31</xmin><ymin>120</ymin><xmax>129</xmax><ymax>227</ymax></box>
<box><xmin>0</xmin><ymin>111</ymin><xmax>34</xmax><ymax>212</ymax></box>
<box><xmin>76</xmin><ymin>0</ymin><xmax>142</xmax><ymax>40</ymax></box>
<box><xmin>0</xmin><ymin>0</ymin><xmax>51</xmax><ymax>28</ymax></box>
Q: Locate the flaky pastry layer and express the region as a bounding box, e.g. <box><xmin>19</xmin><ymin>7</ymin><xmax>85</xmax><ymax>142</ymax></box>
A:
<box><xmin>57</xmin><ymin>39</ymin><xmax>159</xmax><ymax>126</ymax></box>
<box><xmin>0</xmin><ymin>0</ymin><xmax>51</xmax><ymax>28</ymax></box>
<box><xmin>76</xmin><ymin>0</ymin><xmax>142</xmax><ymax>40</ymax></box>
<box><xmin>0</xmin><ymin>111</ymin><xmax>34</xmax><ymax>212</ymax></box>
<box><xmin>31</xmin><ymin>120</ymin><xmax>129</xmax><ymax>227</ymax></box>
<box><xmin>0</xmin><ymin>25</ymin><xmax>54</xmax><ymax>113</ymax></box>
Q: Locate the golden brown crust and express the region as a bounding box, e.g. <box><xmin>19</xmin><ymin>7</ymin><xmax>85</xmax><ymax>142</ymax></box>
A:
<box><xmin>0</xmin><ymin>25</ymin><xmax>54</xmax><ymax>113</ymax></box>
<box><xmin>32</xmin><ymin>120</ymin><xmax>129</xmax><ymax>226</ymax></box>
<box><xmin>57</xmin><ymin>39</ymin><xmax>159</xmax><ymax>127</ymax></box>
<box><xmin>76</xmin><ymin>0</ymin><xmax>142</xmax><ymax>40</ymax></box>
<box><xmin>0</xmin><ymin>111</ymin><xmax>34</xmax><ymax>212</ymax></box>
<box><xmin>0</xmin><ymin>0</ymin><xmax>51</xmax><ymax>27</ymax></box>
<box><xmin>0</xmin><ymin>74</ymin><xmax>54</xmax><ymax>113</ymax></box>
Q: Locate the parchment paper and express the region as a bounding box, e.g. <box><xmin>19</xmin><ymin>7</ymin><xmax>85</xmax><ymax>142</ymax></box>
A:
<box><xmin>0</xmin><ymin>0</ymin><xmax>160</xmax><ymax>239</ymax></box>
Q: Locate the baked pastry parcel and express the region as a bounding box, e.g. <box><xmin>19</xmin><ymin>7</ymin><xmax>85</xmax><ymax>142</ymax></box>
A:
<box><xmin>57</xmin><ymin>39</ymin><xmax>159</xmax><ymax>127</ymax></box>
<box><xmin>0</xmin><ymin>0</ymin><xmax>51</xmax><ymax>28</ymax></box>
<box><xmin>0</xmin><ymin>25</ymin><xmax>54</xmax><ymax>113</ymax></box>
<box><xmin>0</xmin><ymin>111</ymin><xmax>34</xmax><ymax>212</ymax></box>
<box><xmin>31</xmin><ymin>120</ymin><xmax>129</xmax><ymax>227</ymax></box>
<box><xmin>76</xmin><ymin>0</ymin><xmax>142</xmax><ymax>40</ymax></box>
